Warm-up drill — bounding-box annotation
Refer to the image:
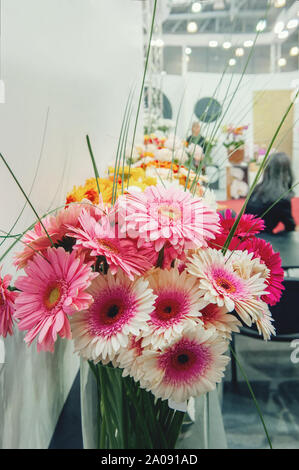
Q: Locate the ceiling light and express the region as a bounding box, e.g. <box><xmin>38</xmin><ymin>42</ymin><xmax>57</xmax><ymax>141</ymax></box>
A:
<box><xmin>209</xmin><ymin>40</ymin><xmax>218</xmax><ymax>48</ymax></box>
<box><xmin>235</xmin><ymin>48</ymin><xmax>244</xmax><ymax>57</ymax></box>
<box><xmin>244</xmin><ymin>40</ymin><xmax>254</xmax><ymax>48</ymax></box>
<box><xmin>274</xmin><ymin>0</ymin><xmax>286</xmax><ymax>7</ymax></box>
<box><xmin>278</xmin><ymin>57</ymin><xmax>287</xmax><ymax>67</ymax></box>
<box><xmin>155</xmin><ymin>38</ymin><xmax>164</xmax><ymax>47</ymax></box>
<box><xmin>256</xmin><ymin>20</ymin><xmax>267</xmax><ymax>32</ymax></box>
<box><xmin>287</xmin><ymin>19</ymin><xmax>298</xmax><ymax>29</ymax></box>
<box><xmin>191</xmin><ymin>2</ymin><xmax>202</xmax><ymax>13</ymax></box>
<box><xmin>290</xmin><ymin>46</ymin><xmax>299</xmax><ymax>56</ymax></box>
<box><xmin>229</xmin><ymin>58</ymin><xmax>236</xmax><ymax>66</ymax></box>
<box><xmin>185</xmin><ymin>47</ymin><xmax>192</xmax><ymax>55</ymax></box>
<box><xmin>274</xmin><ymin>21</ymin><xmax>285</xmax><ymax>34</ymax></box>
<box><xmin>187</xmin><ymin>21</ymin><xmax>198</xmax><ymax>33</ymax></box>
<box><xmin>278</xmin><ymin>30</ymin><xmax>289</xmax><ymax>39</ymax></box>
<box><xmin>223</xmin><ymin>41</ymin><xmax>232</xmax><ymax>49</ymax></box>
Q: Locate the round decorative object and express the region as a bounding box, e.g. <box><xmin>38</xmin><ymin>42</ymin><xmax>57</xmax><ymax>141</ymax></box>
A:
<box><xmin>194</xmin><ymin>97</ymin><xmax>222</xmax><ymax>123</ymax></box>
<box><xmin>144</xmin><ymin>87</ymin><xmax>173</xmax><ymax>119</ymax></box>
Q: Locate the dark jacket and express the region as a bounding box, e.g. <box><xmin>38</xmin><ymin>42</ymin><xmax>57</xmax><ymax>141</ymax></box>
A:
<box><xmin>245</xmin><ymin>197</ymin><xmax>296</xmax><ymax>233</ymax></box>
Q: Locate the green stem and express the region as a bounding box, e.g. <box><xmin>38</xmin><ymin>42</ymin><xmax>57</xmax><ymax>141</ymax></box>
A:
<box><xmin>127</xmin><ymin>0</ymin><xmax>158</xmax><ymax>188</ymax></box>
<box><xmin>229</xmin><ymin>346</ymin><xmax>272</xmax><ymax>449</ymax></box>
<box><xmin>0</xmin><ymin>152</ymin><xmax>54</xmax><ymax>247</ymax></box>
<box><xmin>86</xmin><ymin>135</ymin><xmax>101</xmax><ymax>197</ymax></box>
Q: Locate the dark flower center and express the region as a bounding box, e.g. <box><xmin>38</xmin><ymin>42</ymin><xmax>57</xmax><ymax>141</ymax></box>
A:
<box><xmin>177</xmin><ymin>354</ymin><xmax>189</xmax><ymax>364</ymax></box>
<box><xmin>107</xmin><ymin>304</ymin><xmax>120</xmax><ymax>318</ymax></box>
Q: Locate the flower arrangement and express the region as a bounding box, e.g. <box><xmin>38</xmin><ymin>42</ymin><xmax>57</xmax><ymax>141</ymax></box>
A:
<box><xmin>0</xmin><ymin>162</ymin><xmax>283</xmax><ymax>447</ymax></box>
<box><xmin>222</xmin><ymin>124</ymin><xmax>248</xmax><ymax>151</ymax></box>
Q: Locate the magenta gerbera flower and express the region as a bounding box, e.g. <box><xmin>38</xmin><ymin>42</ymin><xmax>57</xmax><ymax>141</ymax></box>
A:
<box><xmin>139</xmin><ymin>328</ymin><xmax>229</xmax><ymax>402</ymax></box>
<box><xmin>68</xmin><ymin>210</ymin><xmax>156</xmax><ymax>280</ymax></box>
<box><xmin>117</xmin><ymin>185</ymin><xmax>220</xmax><ymax>254</ymax></box>
<box><xmin>238</xmin><ymin>237</ymin><xmax>284</xmax><ymax>306</ymax></box>
<box><xmin>218</xmin><ymin>209</ymin><xmax>265</xmax><ymax>238</ymax></box>
<box><xmin>0</xmin><ymin>268</ymin><xmax>18</xmax><ymax>338</ymax></box>
<box><xmin>71</xmin><ymin>271</ymin><xmax>156</xmax><ymax>362</ymax></box>
<box><xmin>14</xmin><ymin>247</ymin><xmax>97</xmax><ymax>352</ymax></box>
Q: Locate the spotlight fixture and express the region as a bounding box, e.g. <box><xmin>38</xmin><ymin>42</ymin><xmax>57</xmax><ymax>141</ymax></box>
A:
<box><xmin>191</xmin><ymin>2</ymin><xmax>202</xmax><ymax>13</ymax></box>
<box><xmin>274</xmin><ymin>21</ymin><xmax>285</xmax><ymax>34</ymax></box>
<box><xmin>185</xmin><ymin>47</ymin><xmax>192</xmax><ymax>55</ymax></box>
<box><xmin>187</xmin><ymin>21</ymin><xmax>198</xmax><ymax>33</ymax></box>
<box><xmin>223</xmin><ymin>41</ymin><xmax>232</xmax><ymax>49</ymax></box>
<box><xmin>278</xmin><ymin>57</ymin><xmax>287</xmax><ymax>67</ymax></box>
<box><xmin>244</xmin><ymin>40</ymin><xmax>254</xmax><ymax>48</ymax></box>
<box><xmin>274</xmin><ymin>0</ymin><xmax>286</xmax><ymax>7</ymax></box>
<box><xmin>278</xmin><ymin>30</ymin><xmax>289</xmax><ymax>39</ymax></box>
<box><xmin>290</xmin><ymin>46</ymin><xmax>299</xmax><ymax>56</ymax></box>
<box><xmin>229</xmin><ymin>58</ymin><xmax>236</xmax><ymax>66</ymax></box>
<box><xmin>235</xmin><ymin>48</ymin><xmax>244</xmax><ymax>57</ymax></box>
<box><xmin>287</xmin><ymin>19</ymin><xmax>298</xmax><ymax>30</ymax></box>
<box><xmin>209</xmin><ymin>40</ymin><xmax>218</xmax><ymax>48</ymax></box>
<box><xmin>256</xmin><ymin>20</ymin><xmax>267</xmax><ymax>32</ymax></box>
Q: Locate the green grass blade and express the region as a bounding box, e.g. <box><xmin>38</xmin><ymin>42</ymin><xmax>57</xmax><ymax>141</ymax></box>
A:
<box><xmin>0</xmin><ymin>152</ymin><xmax>54</xmax><ymax>247</ymax></box>
<box><xmin>222</xmin><ymin>90</ymin><xmax>298</xmax><ymax>254</ymax></box>
<box><xmin>126</xmin><ymin>0</ymin><xmax>158</xmax><ymax>188</ymax></box>
<box><xmin>230</xmin><ymin>345</ymin><xmax>272</xmax><ymax>449</ymax></box>
<box><xmin>86</xmin><ymin>135</ymin><xmax>101</xmax><ymax>196</ymax></box>
<box><xmin>0</xmin><ymin>107</ymin><xmax>50</xmax><ymax>248</ymax></box>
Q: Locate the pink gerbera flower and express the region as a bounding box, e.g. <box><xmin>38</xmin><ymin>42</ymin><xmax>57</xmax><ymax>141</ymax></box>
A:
<box><xmin>0</xmin><ymin>268</ymin><xmax>18</xmax><ymax>338</ymax></box>
<box><xmin>117</xmin><ymin>185</ymin><xmax>220</xmax><ymax>254</ymax></box>
<box><xmin>14</xmin><ymin>201</ymin><xmax>106</xmax><ymax>269</ymax></box>
<box><xmin>142</xmin><ymin>268</ymin><xmax>204</xmax><ymax>349</ymax></box>
<box><xmin>71</xmin><ymin>271</ymin><xmax>156</xmax><ymax>362</ymax></box>
<box><xmin>237</xmin><ymin>237</ymin><xmax>284</xmax><ymax>306</ymax></box>
<box><xmin>68</xmin><ymin>210</ymin><xmax>156</xmax><ymax>280</ymax></box>
<box><xmin>187</xmin><ymin>248</ymin><xmax>270</xmax><ymax>326</ymax></box>
<box><xmin>138</xmin><ymin>328</ymin><xmax>229</xmax><ymax>402</ymax></box>
<box><xmin>14</xmin><ymin>247</ymin><xmax>97</xmax><ymax>352</ymax></box>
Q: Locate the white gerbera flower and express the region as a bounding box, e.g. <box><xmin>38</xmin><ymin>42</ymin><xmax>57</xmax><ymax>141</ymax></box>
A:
<box><xmin>138</xmin><ymin>327</ymin><xmax>229</xmax><ymax>403</ymax></box>
<box><xmin>255</xmin><ymin>308</ymin><xmax>276</xmax><ymax>341</ymax></box>
<box><xmin>187</xmin><ymin>248</ymin><xmax>269</xmax><ymax>326</ymax></box>
<box><xmin>142</xmin><ymin>268</ymin><xmax>205</xmax><ymax>349</ymax></box>
<box><xmin>70</xmin><ymin>270</ymin><xmax>156</xmax><ymax>363</ymax></box>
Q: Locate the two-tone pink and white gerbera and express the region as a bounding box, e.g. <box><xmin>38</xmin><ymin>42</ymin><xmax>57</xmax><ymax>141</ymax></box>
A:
<box><xmin>70</xmin><ymin>270</ymin><xmax>156</xmax><ymax>362</ymax></box>
<box><xmin>187</xmin><ymin>248</ymin><xmax>271</xmax><ymax>327</ymax></box>
<box><xmin>14</xmin><ymin>247</ymin><xmax>97</xmax><ymax>352</ymax></box>
<box><xmin>117</xmin><ymin>185</ymin><xmax>220</xmax><ymax>254</ymax></box>
<box><xmin>138</xmin><ymin>328</ymin><xmax>229</xmax><ymax>402</ymax></box>
<box><xmin>67</xmin><ymin>210</ymin><xmax>156</xmax><ymax>280</ymax></box>
<box><xmin>0</xmin><ymin>268</ymin><xmax>18</xmax><ymax>337</ymax></box>
<box><xmin>142</xmin><ymin>268</ymin><xmax>204</xmax><ymax>349</ymax></box>
<box><xmin>199</xmin><ymin>303</ymin><xmax>241</xmax><ymax>339</ymax></box>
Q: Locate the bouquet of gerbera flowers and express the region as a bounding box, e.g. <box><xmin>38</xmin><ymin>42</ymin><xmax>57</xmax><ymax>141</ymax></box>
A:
<box><xmin>0</xmin><ymin>165</ymin><xmax>284</xmax><ymax>448</ymax></box>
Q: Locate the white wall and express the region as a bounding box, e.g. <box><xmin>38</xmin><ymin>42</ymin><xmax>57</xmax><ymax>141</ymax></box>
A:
<box><xmin>0</xmin><ymin>0</ymin><xmax>143</xmax><ymax>448</ymax></box>
<box><xmin>161</xmin><ymin>71</ymin><xmax>299</xmax><ymax>193</ymax></box>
